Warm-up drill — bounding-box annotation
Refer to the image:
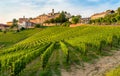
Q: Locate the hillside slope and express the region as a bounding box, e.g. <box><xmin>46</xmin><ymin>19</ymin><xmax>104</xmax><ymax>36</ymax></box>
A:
<box><xmin>0</xmin><ymin>28</ymin><xmax>42</xmax><ymax>50</ymax></box>
<box><xmin>0</xmin><ymin>26</ymin><xmax>120</xmax><ymax>76</ymax></box>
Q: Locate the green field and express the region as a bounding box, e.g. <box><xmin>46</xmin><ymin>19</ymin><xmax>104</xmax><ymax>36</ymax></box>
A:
<box><xmin>105</xmin><ymin>66</ymin><xmax>120</xmax><ymax>76</ymax></box>
<box><xmin>0</xmin><ymin>28</ymin><xmax>42</xmax><ymax>50</ymax></box>
<box><xmin>0</xmin><ymin>26</ymin><xmax>120</xmax><ymax>76</ymax></box>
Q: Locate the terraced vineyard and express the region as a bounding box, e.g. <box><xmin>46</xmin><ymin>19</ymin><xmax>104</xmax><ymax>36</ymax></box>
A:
<box><xmin>0</xmin><ymin>26</ymin><xmax>120</xmax><ymax>76</ymax></box>
<box><xmin>0</xmin><ymin>28</ymin><xmax>41</xmax><ymax>50</ymax></box>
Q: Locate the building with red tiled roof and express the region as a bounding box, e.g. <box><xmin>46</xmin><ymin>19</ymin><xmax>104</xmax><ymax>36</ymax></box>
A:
<box><xmin>30</xmin><ymin>9</ymin><xmax>60</xmax><ymax>24</ymax></box>
<box><xmin>0</xmin><ymin>24</ymin><xmax>9</xmax><ymax>31</ymax></box>
<box><xmin>91</xmin><ymin>10</ymin><xmax>115</xmax><ymax>20</ymax></box>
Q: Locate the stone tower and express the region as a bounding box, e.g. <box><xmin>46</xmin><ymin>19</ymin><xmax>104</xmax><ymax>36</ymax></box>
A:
<box><xmin>52</xmin><ymin>9</ymin><xmax>54</xmax><ymax>15</ymax></box>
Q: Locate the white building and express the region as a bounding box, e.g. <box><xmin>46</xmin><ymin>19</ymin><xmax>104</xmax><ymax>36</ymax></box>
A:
<box><xmin>18</xmin><ymin>17</ymin><xmax>34</xmax><ymax>29</ymax></box>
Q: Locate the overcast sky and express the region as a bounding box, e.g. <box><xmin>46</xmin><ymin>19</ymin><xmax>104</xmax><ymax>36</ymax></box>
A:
<box><xmin>0</xmin><ymin>0</ymin><xmax>120</xmax><ymax>23</ymax></box>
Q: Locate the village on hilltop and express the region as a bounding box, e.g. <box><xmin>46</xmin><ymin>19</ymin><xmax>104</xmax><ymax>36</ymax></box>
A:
<box><xmin>0</xmin><ymin>8</ymin><xmax>119</xmax><ymax>31</ymax></box>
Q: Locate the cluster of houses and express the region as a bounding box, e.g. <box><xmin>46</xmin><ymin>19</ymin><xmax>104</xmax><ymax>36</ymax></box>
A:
<box><xmin>30</xmin><ymin>9</ymin><xmax>60</xmax><ymax>24</ymax></box>
<box><xmin>0</xmin><ymin>9</ymin><xmax>71</xmax><ymax>31</ymax></box>
<box><xmin>0</xmin><ymin>9</ymin><xmax>116</xmax><ymax>31</ymax></box>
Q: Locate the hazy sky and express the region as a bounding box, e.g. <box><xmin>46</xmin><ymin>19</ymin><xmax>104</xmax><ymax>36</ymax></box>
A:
<box><xmin>0</xmin><ymin>0</ymin><xmax>120</xmax><ymax>23</ymax></box>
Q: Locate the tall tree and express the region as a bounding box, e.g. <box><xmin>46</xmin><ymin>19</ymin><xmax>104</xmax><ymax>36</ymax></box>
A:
<box><xmin>12</xmin><ymin>19</ymin><xmax>19</xmax><ymax>32</ymax></box>
<box><xmin>59</xmin><ymin>11</ymin><xmax>68</xmax><ymax>23</ymax></box>
<box><xmin>71</xmin><ymin>16</ymin><xmax>80</xmax><ymax>24</ymax></box>
<box><xmin>117</xmin><ymin>7</ymin><xmax>120</xmax><ymax>15</ymax></box>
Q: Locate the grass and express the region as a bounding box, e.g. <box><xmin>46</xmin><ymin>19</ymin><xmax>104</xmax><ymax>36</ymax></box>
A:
<box><xmin>105</xmin><ymin>66</ymin><xmax>120</xmax><ymax>76</ymax></box>
<box><xmin>0</xmin><ymin>28</ymin><xmax>41</xmax><ymax>50</ymax></box>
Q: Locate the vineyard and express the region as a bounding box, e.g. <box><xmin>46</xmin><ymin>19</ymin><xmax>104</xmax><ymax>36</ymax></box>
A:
<box><xmin>106</xmin><ymin>65</ymin><xmax>120</xmax><ymax>76</ymax></box>
<box><xmin>0</xmin><ymin>26</ymin><xmax>120</xmax><ymax>76</ymax></box>
<box><xmin>0</xmin><ymin>28</ymin><xmax>41</xmax><ymax>50</ymax></box>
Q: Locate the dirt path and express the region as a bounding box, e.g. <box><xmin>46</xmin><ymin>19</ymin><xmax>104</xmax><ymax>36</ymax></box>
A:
<box><xmin>61</xmin><ymin>50</ymin><xmax>120</xmax><ymax>76</ymax></box>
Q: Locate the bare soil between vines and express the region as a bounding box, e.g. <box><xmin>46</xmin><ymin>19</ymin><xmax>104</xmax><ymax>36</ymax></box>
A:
<box><xmin>61</xmin><ymin>50</ymin><xmax>120</xmax><ymax>76</ymax></box>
